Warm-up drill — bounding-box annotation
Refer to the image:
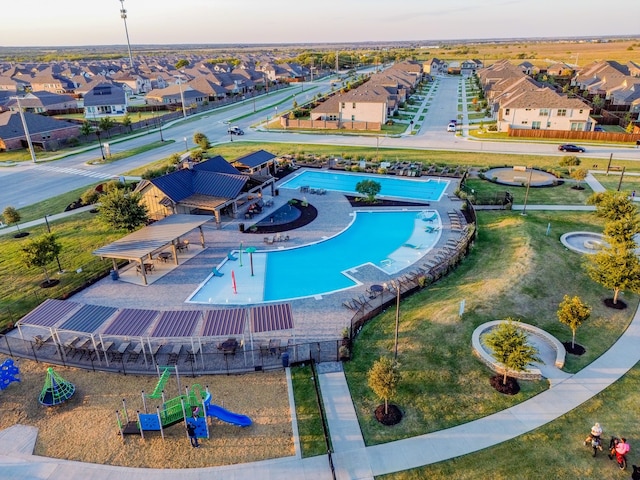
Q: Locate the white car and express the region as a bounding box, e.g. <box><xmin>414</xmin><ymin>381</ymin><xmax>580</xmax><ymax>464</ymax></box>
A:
<box><xmin>447</xmin><ymin>123</ymin><xmax>456</xmax><ymax>132</ymax></box>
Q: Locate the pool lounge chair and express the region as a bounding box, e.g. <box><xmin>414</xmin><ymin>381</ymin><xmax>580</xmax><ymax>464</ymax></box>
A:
<box><xmin>212</xmin><ymin>268</ymin><xmax>224</xmax><ymax>277</ymax></box>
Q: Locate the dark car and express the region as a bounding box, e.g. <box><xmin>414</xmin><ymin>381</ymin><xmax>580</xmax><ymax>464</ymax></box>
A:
<box><xmin>227</xmin><ymin>126</ymin><xmax>244</xmax><ymax>135</ymax></box>
<box><xmin>558</xmin><ymin>144</ymin><xmax>585</xmax><ymax>153</ymax></box>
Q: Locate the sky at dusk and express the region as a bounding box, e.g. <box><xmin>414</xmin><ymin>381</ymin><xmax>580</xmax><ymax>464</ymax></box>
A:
<box><xmin>2</xmin><ymin>0</ymin><xmax>638</xmax><ymax>47</ymax></box>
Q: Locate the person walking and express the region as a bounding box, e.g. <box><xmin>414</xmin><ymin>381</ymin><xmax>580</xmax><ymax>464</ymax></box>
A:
<box><xmin>186</xmin><ymin>418</ymin><xmax>199</xmax><ymax>448</ymax></box>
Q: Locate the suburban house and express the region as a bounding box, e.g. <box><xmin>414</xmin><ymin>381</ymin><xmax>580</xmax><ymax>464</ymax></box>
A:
<box><xmin>424</xmin><ymin>58</ymin><xmax>448</xmax><ymax>76</ymax></box>
<box><xmin>231</xmin><ymin>149</ymin><xmax>277</xmax><ymax>175</ymax></box>
<box><xmin>0</xmin><ymin>111</ymin><xmax>80</xmax><ymax>151</ymax></box>
<box><xmin>83</xmin><ymin>82</ymin><xmax>127</xmax><ymax>118</ymax></box>
<box><xmin>479</xmin><ymin>60</ymin><xmax>593</xmax><ymax>132</ymax></box>
<box><xmin>308</xmin><ymin>90</ymin><xmax>387</xmax><ymax>130</ymax></box>
<box><xmin>4</xmin><ymin>91</ymin><xmax>77</xmax><ymax>113</ymax></box>
<box><xmin>145</xmin><ymin>84</ymin><xmax>207</xmax><ymax>107</ymax></box>
<box><xmin>135</xmin><ymin>153</ymin><xmax>277</xmax><ymax>226</ymax></box>
<box><xmin>517</xmin><ymin>62</ymin><xmax>540</xmax><ymax>76</ymax></box>
<box><xmin>461</xmin><ymin>59</ymin><xmax>484</xmax><ymax>76</ymax></box>
<box><xmin>546</xmin><ymin>62</ymin><xmax>574</xmax><ymax>77</ymax></box>
<box><xmin>497</xmin><ymin>87</ymin><xmax>592</xmax><ymax>132</ymax></box>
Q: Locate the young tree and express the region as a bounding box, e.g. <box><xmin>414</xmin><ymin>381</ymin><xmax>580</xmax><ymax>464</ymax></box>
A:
<box><xmin>98</xmin><ymin>116</ymin><xmax>115</xmax><ymax>139</ymax></box>
<box><xmin>80</xmin><ymin>121</ymin><xmax>94</xmax><ymax>137</ymax></box>
<box><xmin>193</xmin><ymin>132</ymin><xmax>210</xmax><ymax>150</ymax></box>
<box><xmin>2</xmin><ymin>206</ymin><xmax>23</xmax><ymax>234</ymax></box>
<box><xmin>367</xmin><ymin>356</ymin><xmax>401</xmax><ymax>415</ymax></box>
<box><xmin>587</xmin><ymin>191</ymin><xmax>637</xmax><ymax>222</ymax></box>
<box><xmin>98</xmin><ymin>189</ymin><xmax>148</xmax><ymax>232</ymax></box>
<box><xmin>21</xmin><ymin>233</ymin><xmax>62</xmax><ymax>285</ymax></box>
<box><xmin>355</xmin><ymin>179</ymin><xmax>381</xmax><ymax>203</ymax></box>
<box><xmin>603</xmin><ymin>215</ymin><xmax>640</xmax><ymax>248</ymax></box>
<box><xmin>586</xmin><ymin>246</ymin><xmax>640</xmax><ymax>304</ymax></box>
<box><xmin>175</xmin><ymin>59</ymin><xmax>189</xmax><ymax>69</ymax></box>
<box><xmin>557</xmin><ymin>295</ymin><xmax>591</xmax><ymax>349</ymax></box>
<box><xmin>122</xmin><ymin>113</ymin><xmax>132</xmax><ymax>132</ymax></box>
<box><xmin>570</xmin><ymin>167</ymin><xmax>588</xmax><ymax>189</ymax></box>
<box><xmin>482</xmin><ymin>319</ymin><xmax>540</xmax><ymax>385</ymax></box>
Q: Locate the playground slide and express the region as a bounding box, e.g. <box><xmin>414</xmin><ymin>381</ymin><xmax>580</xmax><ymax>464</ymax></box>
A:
<box><xmin>206</xmin><ymin>403</ymin><xmax>252</xmax><ymax>427</ymax></box>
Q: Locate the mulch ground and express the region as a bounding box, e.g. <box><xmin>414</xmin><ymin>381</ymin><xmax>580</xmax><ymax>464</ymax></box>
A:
<box><xmin>489</xmin><ymin>374</ymin><xmax>520</xmax><ymax>395</ymax></box>
<box><xmin>0</xmin><ymin>359</ymin><xmax>293</xmax><ymax>468</ymax></box>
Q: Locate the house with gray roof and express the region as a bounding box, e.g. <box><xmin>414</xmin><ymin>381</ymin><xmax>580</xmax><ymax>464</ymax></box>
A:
<box><xmin>4</xmin><ymin>92</ymin><xmax>77</xmax><ymax>113</ymax></box>
<box><xmin>83</xmin><ymin>82</ymin><xmax>127</xmax><ymax>118</ymax></box>
<box><xmin>135</xmin><ymin>153</ymin><xmax>277</xmax><ymax>226</ymax></box>
<box><xmin>0</xmin><ymin>111</ymin><xmax>80</xmax><ymax>151</ymax></box>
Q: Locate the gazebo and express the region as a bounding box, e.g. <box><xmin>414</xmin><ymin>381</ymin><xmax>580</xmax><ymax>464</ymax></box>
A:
<box><xmin>92</xmin><ymin>214</ymin><xmax>212</xmax><ymax>285</ymax></box>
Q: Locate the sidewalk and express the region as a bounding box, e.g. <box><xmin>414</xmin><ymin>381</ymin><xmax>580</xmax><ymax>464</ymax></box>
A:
<box><xmin>0</xmin><ymin>205</ymin><xmax>96</xmax><ymax>238</ymax></box>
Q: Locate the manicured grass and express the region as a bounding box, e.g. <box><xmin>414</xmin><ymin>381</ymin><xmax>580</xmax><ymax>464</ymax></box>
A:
<box><xmin>464</xmin><ymin>177</ymin><xmax>593</xmax><ymax>205</ymax></box>
<box><xmin>291</xmin><ymin>365</ymin><xmax>330</xmax><ymax>457</ymax></box>
<box><xmin>0</xmin><ymin>212</ymin><xmax>128</xmax><ymax>328</ymax></box>
<box><xmin>86</xmin><ymin>140</ymin><xmax>171</xmax><ymax>165</ymax></box>
<box><xmin>345</xmin><ymin>210</ymin><xmax>636</xmax><ymax>447</ymax></box>
<box><xmin>592</xmin><ymin>173</ymin><xmax>640</xmax><ymax>193</ymax></box>
<box><xmin>380</xmin><ymin>361</ymin><xmax>640</xmax><ymax>480</ymax></box>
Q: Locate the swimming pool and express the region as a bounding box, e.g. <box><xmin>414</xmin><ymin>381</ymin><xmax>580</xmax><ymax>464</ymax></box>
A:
<box><xmin>187</xmin><ymin>210</ymin><xmax>440</xmax><ymax>304</ymax></box>
<box><xmin>279</xmin><ymin>170</ymin><xmax>448</xmax><ymax>202</ymax></box>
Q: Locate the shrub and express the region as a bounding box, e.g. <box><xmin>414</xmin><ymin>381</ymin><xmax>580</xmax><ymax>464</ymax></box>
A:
<box><xmin>80</xmin><ymin>188</ymin><xmax>101</xmax><ymax>206</ymax></box>
<box><xmin>559</xmin><ymin>155</ymin><xmax>581</xmax><ymax>167</ymax></box>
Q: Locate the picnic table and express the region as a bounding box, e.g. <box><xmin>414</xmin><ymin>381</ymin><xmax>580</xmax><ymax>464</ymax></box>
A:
<box><xmin>111</xmin><ymin>341</ymin><xmax>130</xmax><ymax>362</ymax></box>
<box><xmin>186</xmin><ymin>345</ymin><xmax>201</xmax><ymax>363</ymax></box>
<box><xmin>218</xmin><ymin>338</ymin><xmax>238</xmax><ymax>355</ymax></box>
<box><xmin>168</xmin><ymin>344</ymin><xmax>182</xmax><ymax>364</ymax></box>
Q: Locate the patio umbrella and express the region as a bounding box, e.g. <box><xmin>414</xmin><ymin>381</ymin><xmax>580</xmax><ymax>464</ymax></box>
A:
<box><xmin>245</xmin><ymin>247</ymin><xmax>256</xmax><ymax>276</ymax></box>
<box><xmin>231</xmin><ymin>270</ymin><xmax>237</xmax><ymax>294</ymax></box>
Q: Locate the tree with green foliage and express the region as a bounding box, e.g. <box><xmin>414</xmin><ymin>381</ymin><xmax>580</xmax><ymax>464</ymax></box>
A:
<box><xmin>80</xmin><ymin>121</ymin><xmax>94</xmax><ymax>137</ymax></box>
<box><xmin>557</xmin><ymin>295</ymin><xmax>591</xmax><ymax>349</ymax></box>
<box><xmin>98</xmin><ymin>116</ymin><xmax>115</xmax><ymax>139</ymax></box>
<box><xmin>122</xmin><ymin>113</ymin><xmax>132</xmax><ymax>132</ymax></box>
<box><xmin>355</xmin><ymin>179</ymin><xmax>381</xmax><ymax>203</ymax></box>
<box><xmin>2</xmin><ymin>206</ymin><xmax>22</xmax><ymax>233</ymax></box>
<box><xmin>559</xmin><ymin>155</ymin><xmax>581</xmax><ymax>167</ymax></box>
<box><xmin>175</xmin><ymin>59</ymin><xmax>189</xmax><ymax>69</ymax></box>
<box><xmin>592</xmin><ymin>94</ymin><xmax>605</xmax><ymax>113</ymax></box>
<box><xmin>193</xmin><ymin>132</ymin><xmax>210</xmax><ymax>150</ymax></box>
<box><xmin>570</xmin><ymin>167</ymin><xmax>588</xmax><ymax>189</ymax></box>
<box><xmin>587</xmin><ymin>191</ymin><xmax>637</xmax><ymax>222</ymax></box>
<box><xmin>97</xmin><ymin>189</ymin><xmax>148</xmax><ymax>232</ymax></box>
<box><xmin>482</xmin><ymin>319</ymin><xmax>540</xmax><ymax>385</ymax></box>
<box><xmin>367</xmin><ymin>356</ymin><xmax>401</xmax><ymax>415</ymax></box>
<box><xmin>80</xmin><ymin>187</ymin><xmax>101</xmax><ymax>206</ymax></box>
<box><xmin>586</xmin><ymin>246</ymin><xmax>640</xmax><ymax>304</ymax></box>
<box><xmin>603</xmin><ymin>215</ymin><xmax>640</xmax><ymax>248</ymax></box>
<box><xmin>21</xmin><ymin>233</ymin><xmax>62</xmax><ymax>285</ymax></box>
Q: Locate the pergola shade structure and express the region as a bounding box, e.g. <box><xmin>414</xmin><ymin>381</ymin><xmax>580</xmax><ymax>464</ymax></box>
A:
<box><xmin>92</xmin><ymin>214</ymin><xmax>212</xmax><ymax>285</ymax></box>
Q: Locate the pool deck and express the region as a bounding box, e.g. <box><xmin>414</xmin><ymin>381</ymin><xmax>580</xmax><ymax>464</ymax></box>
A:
<box><xmin>71</xmin><ymin>171</ymin><xmax>466</xmax><ymax>342</ymax></box>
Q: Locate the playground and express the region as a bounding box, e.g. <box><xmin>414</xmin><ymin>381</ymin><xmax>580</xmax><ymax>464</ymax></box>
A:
<box><xmin>0</xmin><ymin>359</ymin><xmax>292</xmax><ymax>468</ymax></box>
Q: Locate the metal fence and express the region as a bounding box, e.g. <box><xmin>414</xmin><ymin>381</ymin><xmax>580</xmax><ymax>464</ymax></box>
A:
<box><xmin>0</xmin><ymin>333</ymin><xmax>342</xmax><ymax>377</ymax></box>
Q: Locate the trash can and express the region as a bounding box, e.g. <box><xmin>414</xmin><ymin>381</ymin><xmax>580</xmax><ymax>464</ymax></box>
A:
<box><xmin>281</xmin><ymin>352</ymin><xmax>289</xmax><ymax>368</ymax></box>
<box><xmin>110</xmin><ymin>269</ymin><xmax>119</xmax><ymax>281</ymax></box>
<box><xmin>239</xmin><ymin>223</ymin><xmax>245</xmax><ymax>232</ymax></box>
<box><xmin>275</xmin><ymin>189</ymin><xmax>279</xmax><ymax>196</ymax></box>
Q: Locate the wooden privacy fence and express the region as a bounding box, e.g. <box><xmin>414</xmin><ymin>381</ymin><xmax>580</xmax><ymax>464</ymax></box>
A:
<box><xmin>508</xmin><ymin>128</ymin><xmax>640</xmax><ymax>143</ymax></box>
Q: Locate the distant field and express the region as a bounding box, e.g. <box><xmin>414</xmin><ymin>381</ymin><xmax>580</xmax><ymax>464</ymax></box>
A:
<box><xmin>417</xmin><ymin>38</ymin><xmax>640</xmax><ymax>67</ymax></box>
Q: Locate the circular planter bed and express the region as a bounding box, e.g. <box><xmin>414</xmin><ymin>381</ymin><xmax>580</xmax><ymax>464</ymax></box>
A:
<box><xmin>40</xmin><ymin>279</ymin><xmax>60</xmax><ymax>289</ymax></box>
<box><xmin>13</xmin><ymin>232</ymin><xmax>29</xmax><ymax>238</ymax></box>
<box><xmin>374</xmin><ymin>404</ymin><xmax>403</xmax><ymax>426</ymax></box>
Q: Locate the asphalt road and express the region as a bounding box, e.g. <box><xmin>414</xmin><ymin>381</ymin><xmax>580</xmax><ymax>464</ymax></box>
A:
<box><xmin>2</xmin><ymin>75</ymin><xmax>639</xmax><ymax>210</ymax></box>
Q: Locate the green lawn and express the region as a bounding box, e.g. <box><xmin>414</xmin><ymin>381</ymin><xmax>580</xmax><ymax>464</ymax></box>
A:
<box><xmin>345</xmin><ymin>210</ymin><xmax>635</xmax><ymax>446</ymax></box>
<box><xmin>380</xmin><ymin>361</ymin><xmax>640</xmax><ymax>480</ymax></box>
<box><xmin>0</xmin><ymin>212</ymin><xmax>128</xmax><ymax>328</ymax></box>
<box><xmin>464</xmin><ymin>176</ymin><xmax>593</xmax><ymax>205</ymax></box>
<box><xmin>291</xmin><ymin>365</ymin><xmax>330</xmax><ymax>457</ymax></box>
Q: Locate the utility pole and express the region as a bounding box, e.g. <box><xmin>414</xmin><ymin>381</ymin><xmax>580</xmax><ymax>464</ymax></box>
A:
<box><xmin>14</xmin><ymin>96</ymin><xmax>37</xmax><ymax>163</ymax></box>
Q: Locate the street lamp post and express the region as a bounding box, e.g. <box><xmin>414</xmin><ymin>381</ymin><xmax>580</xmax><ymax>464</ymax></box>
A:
<box><xmin>95</xmin><ymin>128</ymin><xmax>106</xmax><ymax>160</ymax></box>
<box><xmin>521</xmin><ymin>166</ymin><xmax>534</xmax><ymax>215</ymax></box>
<box><xmin>44</xmin><ymin>215</ymin><xmax>63</xmax><ymax>273</ymax></box>
<box><xmin>118</xmin><ymin>0</ymin><xmax>135</xmax><ymax>71</ymax></box>
<box><xmin>174</xmin><ymin>75</ymin><xmax>187</xmax><ymax>118</ymax></box>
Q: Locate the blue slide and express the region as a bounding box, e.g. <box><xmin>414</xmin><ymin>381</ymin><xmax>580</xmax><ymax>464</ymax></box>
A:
<box><xmin>203</xmin><ymin>392</ymin><xmax>252</xmax><ymax>427</ymax></box>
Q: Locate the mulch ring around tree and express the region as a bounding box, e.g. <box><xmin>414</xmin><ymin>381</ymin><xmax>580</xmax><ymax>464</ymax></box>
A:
<box><xmin>603</xmin><ymin>298</ymin><xmax>627</xmax><ymax>310</ymax></box>
<box><xmin>375</xmin><ymin>404</ymin><xmax>403</xmax><ymax>426</ymax></box>
<box><xmin>346</xmin><ymin>196</ymin><xmax>428</xmax><ymax>208</ymax></box>
<box><xmin>13</xmin><ymin>232</ymin><xmax>29</xmax><ymax>238</ymax></box>
<box><xmin>489</xmin><ymin>375</ymin><xmax>520</xmax><ymax>395</ymax></box>
<box><xmin>243</xmin><ymin>200</ymin><xmax>318</xmax><ymax>234</ymax></box>
<box><xmin>563</xmin><ymin>342</ymin><xmax>586</xmax><ymax>356</ymax></box>
<box><xmin>40</xmin><ymin>279</ymin><xmax>60</xmax><ymax>289</ymax></box>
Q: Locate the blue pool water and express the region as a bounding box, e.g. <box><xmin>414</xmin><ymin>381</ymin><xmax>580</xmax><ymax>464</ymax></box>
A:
<box><xmin>279</xmin><ymin>170</ymin><xmax>448</xmax><ymax>202</ymax></box>
<box><xmin>188</xmin><ymin>210</ymin><xmax>439</xmax><ymax>304</ymax></box>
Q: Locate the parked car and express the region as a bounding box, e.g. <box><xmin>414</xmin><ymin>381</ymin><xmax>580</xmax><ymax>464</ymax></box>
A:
<box><xmin>227</xmin><ymin>126</ymin><xmax>244</xmax><ymax>135</ymax></box>
<box><xmin>447</xmin><ymin>123</ymin><xmax>457</xmax><ymax>132</ymax></box>
<box><xmin>594</xmin><ymin>126</ymin><xmax>604</xmax><ymax>132</ymax></box>
<box><xmin>558</xmin><ymin>144</ymin><xmax>585</xmax><ymax>153</ymax></box>
<box><xmin>449</xmin><ymin>119</ymin><xmax>458</xmax><ymax>125</ymax></box>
